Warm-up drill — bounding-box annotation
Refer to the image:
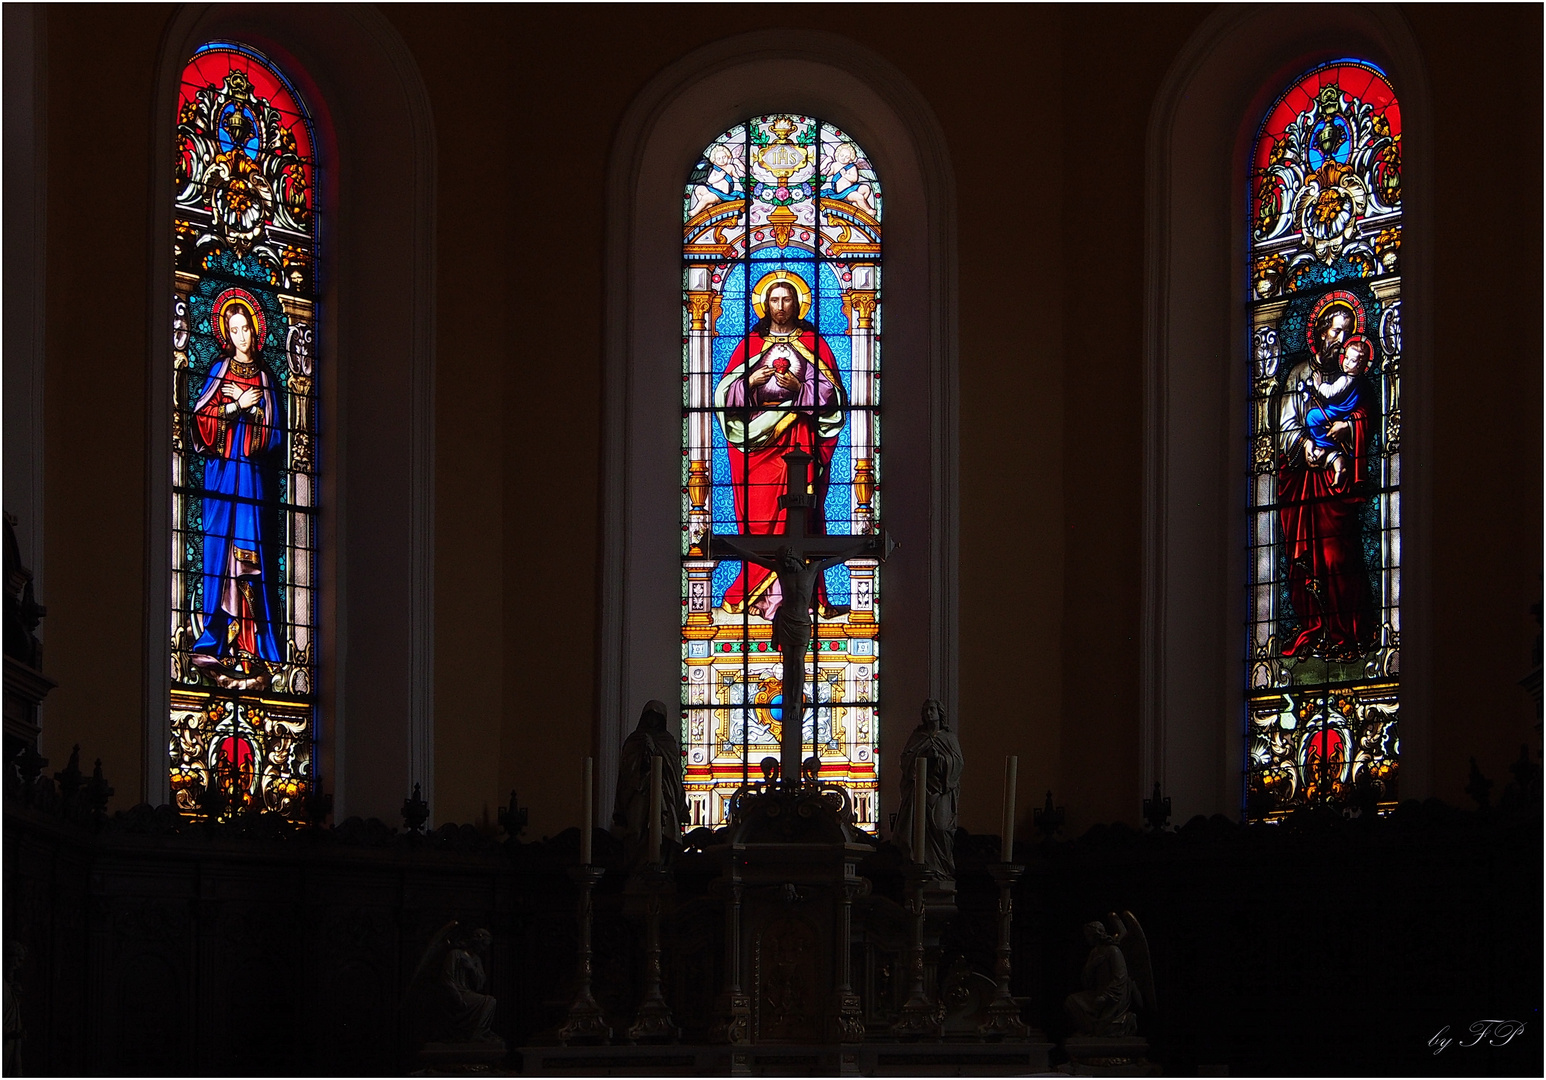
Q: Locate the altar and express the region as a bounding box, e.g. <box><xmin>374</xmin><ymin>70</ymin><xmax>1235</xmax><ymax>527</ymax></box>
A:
<box><xmin>518</xmin><ymin>454</ymin><xmax>1053</xmax><ymax>1076</ymax></box>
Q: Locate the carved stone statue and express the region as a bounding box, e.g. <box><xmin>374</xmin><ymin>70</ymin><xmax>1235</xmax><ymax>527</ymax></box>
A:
<box><xmin>1064</xmin><ymin>911</ymin><xmax>1154</xmax><ymax>1037</ymax></box>
<box><xmin>896</xmin><ymin>699</ymin><xmax>964</xmax><ymax>877</ymax></box>
<box><xmin>612</xmin><ymin>700</ymin><xmax>687</xmax><ymax>866</ymax></box>
<box><xmin>441</xmin><ymin>926</ymin><xmax>499</xmax><ymax>1042</ymax></box>
<box><xmin>406</xmin><ymin>921</ymin><xmax>503</xmax><ymax>1050</ymax></box>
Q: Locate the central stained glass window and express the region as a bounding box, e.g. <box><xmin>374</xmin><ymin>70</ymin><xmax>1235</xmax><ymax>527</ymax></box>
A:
<box><xmin>681</xmin><ymin>115</ymin><xmax>883</xmax><ymax>830</ymax></box>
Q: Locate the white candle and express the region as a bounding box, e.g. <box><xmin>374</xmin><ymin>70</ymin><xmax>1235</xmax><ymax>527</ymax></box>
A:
<box><xmin>912</xmin><ymin>755</ymin><xmax>927</xmax><ymax>863</ymax></box>
<box><xmin>1001</xmin><ymin>755</ymin><xmax>1018</xmax><ymax>860</ymax></box>
<box><xmin>581</xmin><ymin>757</ymin><xmax>593</xmax><ymax>865</ymax></box>
<box><xmin>649</xmin><ymin>753</ymin><xmax>663</xmax><ymax>864</ymax></box>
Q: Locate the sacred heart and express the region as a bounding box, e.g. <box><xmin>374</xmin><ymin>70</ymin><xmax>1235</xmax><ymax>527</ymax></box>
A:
<box><xmin>772</xmin><ymin>357</ymin><xmax>790</xmax><ymax>375</ymax></box>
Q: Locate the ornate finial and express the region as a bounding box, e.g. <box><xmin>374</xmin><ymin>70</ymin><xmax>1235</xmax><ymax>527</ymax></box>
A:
<box><xmin>402</xmin><ymin>782</ymin><xmax>430</xmax><ymax>833</ymax></box>
<box><xmin>54</xmin><ymin>746</ymin><xmax>83</xmax><ymax>798</ymax></box>
<box><xmin>1465</xmin><ymin>758</ymin><xmax>1493</xmax><ymax>810</ymax></box>
<box><xmin>13</xmin><ymin>742</ymin><xmax>47</xmax><ymax>796</ymax></box>
<box><xmin>1033</xmin><ymin>789</ymin><xmax>1065</xmax><ymax>841</ymax></box>
<box><xmin>1142</xmin><ymin>782</ymin><xmax>1171</xmax><ymax>832</ymax></box>
<box><xmin>197</xmin><ymin>771</ymin><xmax>228</xmax><ymax>821</ymax></box>
<box><xmin>1246</xmin><ymin>785</ymin><xmax>1279</xmax><ymax>823</ymax></box>
<box><xmin>85</xmin><ymin>759</ymin><xmax>114</xmax><ymax>816</ymax></box>
<box><xmin>305</xmin><ymin>777</ymin><xmax>333</xmax><ymax>827</ymax></box>
<box><xmin>498</xmin><ymin>789</ymin><xmax>528</xmax><ymax>839</ymax></box>
<box><xmin>1345</xmin><ymin>771</ymin><xmax>1380</xmax><ymax>819</ymax></box>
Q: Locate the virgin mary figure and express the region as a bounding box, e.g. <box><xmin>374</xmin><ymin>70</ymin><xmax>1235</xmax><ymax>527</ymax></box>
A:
<box><xmin>189</xmin><ymin>295</ymin><xmax>285</xmax><ymax>688</ymax></box>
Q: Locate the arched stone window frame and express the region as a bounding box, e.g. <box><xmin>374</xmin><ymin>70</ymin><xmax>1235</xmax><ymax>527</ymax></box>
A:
<box><xmin>600</xmin><ymin>30</ymin><xmax>958</xmax><ymax>828</ymax></box>
<box><xmin>1143</xmin><ymin>6</ymin><xmax>1433</xmax><ymax>819</ymax></box>
<box><xmin>146</xmin><ymin>6</ymin><xmax>437</xmax><ymax>822</ymax></box>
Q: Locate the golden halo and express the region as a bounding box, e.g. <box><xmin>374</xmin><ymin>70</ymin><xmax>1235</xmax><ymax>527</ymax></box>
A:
<box><xmin>212</xmin><ymin>287</ymin><xmax>268</xmax><ymax>350</ymax></box>
<box><xmin>1305</xmin><ymin>289</ymin><xmax>1366</xmax><ymax>352</ymax></box>
<box><xmin>751</xmin><ymin>270</ymin><xmax>813</xmax><ymax>320</ymax></box>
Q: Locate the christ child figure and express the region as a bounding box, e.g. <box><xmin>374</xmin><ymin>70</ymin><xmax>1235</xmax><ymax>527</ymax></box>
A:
<box><xmin>1302</xmin><ymin>333</ymin><xmax>1371</xmax><ymax>488</ymax></box>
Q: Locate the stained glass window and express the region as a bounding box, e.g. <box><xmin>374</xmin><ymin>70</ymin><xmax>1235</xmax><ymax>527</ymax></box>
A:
<box><xmin>169</xmin><ymin>43</ymin><xmax>318</xmax><ymax>818</ymax></box>
<box><xmin>1246</xmin><ymin>60</ymin><xmax>1401</xmax><ymax>814</ymax></box>
<box><xmin>681</xmin><ymin>115</ymin><xmax>883</xmax><ymax>829</ymax></box>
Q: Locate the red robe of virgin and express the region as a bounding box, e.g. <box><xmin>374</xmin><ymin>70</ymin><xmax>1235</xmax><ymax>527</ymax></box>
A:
<box><xmin>1278</xmin><ymin>383</ymin><xmax>1376</xmax><ymax>659</ymax></box>
<box><xmin>714</xmin><ymin>325</ymin><xmax>847</xmax><ymax>616</ymax></box>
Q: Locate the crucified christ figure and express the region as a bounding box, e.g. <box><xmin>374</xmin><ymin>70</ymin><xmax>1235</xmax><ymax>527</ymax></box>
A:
<box><xmin>710</xmin><ymin>449</ymin><xmax>894</xmax><ymax>786</ymax></box>
<box><xmin>713</xmin><ymin>535</ymin><xmax>876</xmax><ymax>783</ymax></box>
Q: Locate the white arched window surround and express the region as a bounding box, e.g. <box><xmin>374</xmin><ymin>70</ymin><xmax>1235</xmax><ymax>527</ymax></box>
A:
<box><xmin>146</xmin><ymin>6</ymin><xmax>437</xmax><ymax>822</ymax></box>
<box><xmin>600</xmin><ymin>30</ymin><xmax>958</xmax><ymax>823</ymax></box>
<box><xmin>1143</xmin><ymin>6</ymin><xmax>1434</xmax><ymax>819</ymax></box>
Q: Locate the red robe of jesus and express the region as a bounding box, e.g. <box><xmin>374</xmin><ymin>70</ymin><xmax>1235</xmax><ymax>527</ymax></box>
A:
<box><xmin>714</xmin><ymin>326</ymin><xmax>847</xmax><ymax>617</ymax></box>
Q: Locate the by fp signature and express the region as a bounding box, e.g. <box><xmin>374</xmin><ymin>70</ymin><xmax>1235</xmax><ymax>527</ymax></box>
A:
<box><xmin>1429</xmin><ymin>1020</ymin><xmax>1527</xmax><ymax>1054</ymax></box>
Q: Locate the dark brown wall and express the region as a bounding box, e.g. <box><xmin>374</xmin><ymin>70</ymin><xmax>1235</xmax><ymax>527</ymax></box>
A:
<box><xmin>28</xmin><ymin>4</ymin><xmax>1541</xmax><ymax>836</ymax></box>
<box><xmin>1405</xmin><ymin>4</ymin><xmax>1543</xmax><ymax>802</ymax></box>
<box><xmin>41</xmin><ymin>3</ymin><xmax>173</xmax><ymax>794</ymax></box>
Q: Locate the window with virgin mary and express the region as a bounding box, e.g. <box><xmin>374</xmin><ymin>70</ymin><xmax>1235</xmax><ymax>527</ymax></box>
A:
<box><xmin>170</xmin><ymin>42</ymin><xmax>318</xmax><ymax>819</ymax></box>
<box><xmin>681</xmin><ymin>115</ymin><xmax>883</xmax><ymax>830</ymax></box>
<box><xmin>1246</xmin><ymin>60</ymin><xmax>1402</xmax><ymax>816</ymax></box>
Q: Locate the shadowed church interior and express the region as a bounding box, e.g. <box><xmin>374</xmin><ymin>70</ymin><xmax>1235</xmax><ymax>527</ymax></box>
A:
<box><xmin>3</xmin><ymin>4</ymin><xmax>1541</xmax><ymax>1076</ymax></box>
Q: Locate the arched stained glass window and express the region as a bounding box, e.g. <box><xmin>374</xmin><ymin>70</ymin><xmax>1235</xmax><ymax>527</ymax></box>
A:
<box><xmin>169</xmin><ymin>42</ymin><xmax>318</xmax><ymax>818</ymax></box>
<box><xmin>1246</xmin><ymin>60</ymin><xmax>1401</xmax><ymax>814</ymax></box>
<box><xmin>681</xmin><ymin>115</ymin><xmax>882</xmax><ymax>829</ymax></box>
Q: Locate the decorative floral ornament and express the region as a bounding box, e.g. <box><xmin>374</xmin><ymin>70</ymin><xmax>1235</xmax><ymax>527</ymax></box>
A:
<box><xmin>1291</xmin><ymin>165</ymin><xmax>1370</xmax><ymax>263</ymax></box>
<box><xmin>175</xmin><ymin>53</ymin><xmax>312</xmax><ymax>273</ymax></box>
<box><xmin>1249</xmin><ymin>64</ymin><xmax>1401</xmax><ymax>297</ymax></box>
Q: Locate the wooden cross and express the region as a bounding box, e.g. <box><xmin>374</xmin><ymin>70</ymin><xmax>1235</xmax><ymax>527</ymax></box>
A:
<box><xmin>710</xmin><ymin>449</ymin><xmax>895</xmax><ymax>785</ymax></box>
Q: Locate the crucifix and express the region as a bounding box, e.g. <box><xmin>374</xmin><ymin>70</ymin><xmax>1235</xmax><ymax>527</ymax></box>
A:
<box><xmin>711</xmin><ymin>449</ymin><xmax>895</xmax><ymax>786</ymax></box>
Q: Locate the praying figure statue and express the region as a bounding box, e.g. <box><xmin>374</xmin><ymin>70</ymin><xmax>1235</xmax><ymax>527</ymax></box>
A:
<box><xmin>896</xmin><ymin>699</ymin><xmax>964</xmax><ymax>877</ymax></box>
<box><xmin>404</xmin><ymin>922</ymin><xmax>503</xmax><ymax>1049</ymax></box>
<box><xmin>440</xmin><ymin>927</ymin><xmax>499</xmax><ymax>1044</ymax></box>
<box><xmin>1065</xmin><ymin>911</ymin><xmax>1155</xmax><ymax>1037</ymax></box>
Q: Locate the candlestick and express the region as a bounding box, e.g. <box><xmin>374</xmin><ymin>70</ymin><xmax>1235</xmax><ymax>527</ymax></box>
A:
<box><xmin>581</xmin><ymin>756</ymin><xmax>594</xmax><ymax>865</ymax></box>
<box><xmin>557</xmin><ymin>865</ymin><xmax>611</xmax><ymax>1044</ymax></box>
<box><xmin>627</xmin><ymin>865</ymin><xmax>680</xmax><ymax>1043</ymax></box>
<box><xmin>1001</xmin><ymin>755</ymin><xmax>1018</xmax><ymax>859</ymax></box>
<box><xmin>649</xmin><ymin>753</ymin><xmax>663</xmax><ymax>864</ymax></box>
<box><xmin>912</xmin><ymin>755</ymin><xmax>927</xmax><ymax>861</ymax></box>
<box><xmin>979</xmin><ymin>861</ymin><xmax>1030</xmax><ymax>1038</ymax></box>
<box><xmin>890</xmin><ymin>863</ymin><xmax>944</xmax><ymax>1039</ymax></box>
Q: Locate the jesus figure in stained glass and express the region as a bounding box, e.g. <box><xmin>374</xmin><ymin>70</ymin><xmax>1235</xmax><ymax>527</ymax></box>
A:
<box><xmin>714</xmin><ymin>274</ymin><xmax>848</xmax><ymax>619</ymax></box>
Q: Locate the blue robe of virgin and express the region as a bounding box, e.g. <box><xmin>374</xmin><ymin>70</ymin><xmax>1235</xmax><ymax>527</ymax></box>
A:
<box><xmin>190</xmin><ymin>357</ymin><xmax>284</xmax><ymax>665</ymax></box>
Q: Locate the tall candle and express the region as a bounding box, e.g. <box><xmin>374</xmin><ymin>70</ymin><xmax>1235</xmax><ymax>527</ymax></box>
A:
<box><xmin>1000</xmin><ymin>755</ymin><xmax>1018</xmax><ymax>861</ymax></box>
<box><xmin>581</xmin><ymin>757</ymin><xmax>594</xmax><ymax>865</ymax></box>
<box><xmin>649</xmin><ymin>753</ymin><xmax>663</xmax><ymax>864</ymax></box>
<box><xmin>912</xmin><ymin>756</ymin><xmax>927</xmax><ymax>863</ymax></box>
